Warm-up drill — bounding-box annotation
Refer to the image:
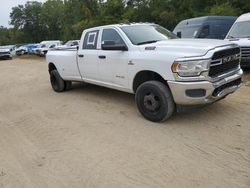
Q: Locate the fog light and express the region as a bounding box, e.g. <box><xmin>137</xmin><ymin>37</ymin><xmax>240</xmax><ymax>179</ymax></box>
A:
<box><xmin>186</xmin><ymin>89</ymin><xmax>206</xmax><ymax>98</ymax></box>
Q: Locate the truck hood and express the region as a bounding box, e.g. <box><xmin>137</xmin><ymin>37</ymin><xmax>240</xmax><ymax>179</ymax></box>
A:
<box><xmin>225</xmin><ymin>38</ymin><xmax>250</xmax><ymax>47</ymax></box>
<box><xmin>141</xmin><ymin>39</ymin><xmax>236</xmax><ymax>58</ymax></box>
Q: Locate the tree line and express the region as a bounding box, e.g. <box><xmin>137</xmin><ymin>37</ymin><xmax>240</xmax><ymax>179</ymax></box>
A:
<box><xmin>0</xmin><ymin>0</ymin><xmax>249</xmax><ymax>45</ymax></box>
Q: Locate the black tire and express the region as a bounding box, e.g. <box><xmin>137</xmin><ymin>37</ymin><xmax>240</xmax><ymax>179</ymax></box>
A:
<box><xmin>135</xmin><ymin>81</ymin><xmax>175</xmax><ymax>122</ymax></box>
<box><xmin>50</xmin><ymin>70</ymin><xmax>65</xmax><ymax>92</ymax></box>
<box><xmin>64</xmin><ymin>81</ymin><xmax>72</xmax><ymax>91</ymax></box>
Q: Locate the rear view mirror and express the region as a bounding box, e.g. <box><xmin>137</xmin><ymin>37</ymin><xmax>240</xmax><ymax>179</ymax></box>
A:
<box><xmin>101</xmin><ymin>40</ymin><xmax>128</xmax><ymax>51</ymax></box>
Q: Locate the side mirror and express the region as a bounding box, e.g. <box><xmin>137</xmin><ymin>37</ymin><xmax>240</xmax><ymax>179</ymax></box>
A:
<box><xmin>177</xmin><ymin>32</ymin><xmax>182</xmax><ymax>38</ymax></box>
<box><xmin>76</xmin><ymin>46</ymin><xmax>79</xmax><ymax>50</ymax></box>
<box><xmin>101</xmin><ymin>40</ymin><xmax>128</xmax><ymax>51</ymax></box>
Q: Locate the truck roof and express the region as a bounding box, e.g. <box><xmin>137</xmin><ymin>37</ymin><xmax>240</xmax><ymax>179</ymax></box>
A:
<box><xmin>236</xmin><ymin>12</ymin><xmax>250</xmax><ymax>22</ymax></box>
<box><xmin>84</xmin><ymin>23</ymin><xmax>154</xmax><ymax>31</ymax></box>
<box><xmin>176</xmin><ymin>16</ymin><xmax>237</xmax><ymax>27</ymax></box>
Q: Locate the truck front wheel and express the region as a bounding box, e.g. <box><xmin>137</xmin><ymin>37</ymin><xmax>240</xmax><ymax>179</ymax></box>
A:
<box><xmin>50</xmin><ymin>70</ymin><xmax>65</xmax><ymax>92</ymax></box>
<box><xmin>135</xmin><ymin>81</ymin><xmax>175</xmax><ymax>122</ymax></box>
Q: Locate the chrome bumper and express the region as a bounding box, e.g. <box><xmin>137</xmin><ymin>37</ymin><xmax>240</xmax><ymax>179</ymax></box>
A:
<box><xmin>168</xmin><ymin>69</ymin><xmax>243</xmax><ymax>105</ymax></box>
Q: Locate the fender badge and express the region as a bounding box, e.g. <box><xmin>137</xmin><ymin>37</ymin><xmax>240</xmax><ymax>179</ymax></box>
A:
<box><xmin>145</xmin><ymin>46</ymin><xmax>156</xmax><ymax>50</ymax></box>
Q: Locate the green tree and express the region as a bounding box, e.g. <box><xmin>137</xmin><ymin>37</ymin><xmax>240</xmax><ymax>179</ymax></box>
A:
<box><xmin>10</xmin><ymin>1</ymin><xmax>43</xmax><ymax>43</ymax></box>
<box><xmin>7</xmin><ymin>0</ymin><xmax>249</xmax><ymax>44</ymax></box>
<box><xmin>209</xmin><ymin>2</ymin><xmax>239</xmax><ymax>16</ymax></box>
<box><xmin>63</xmin><ymin>0</ymin><xmax>99</xmax><ymax>40</ymax></box>
<box><xmin>40</xmin><ymin>0</ymin><xmax>65</xmax><ymax>40</ymax></box>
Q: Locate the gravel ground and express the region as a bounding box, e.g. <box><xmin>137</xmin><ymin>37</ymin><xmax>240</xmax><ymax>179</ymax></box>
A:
<box><xmin>0</xmin><ymin>56</ymin><xmax>249</xmax><ymax>188</ymax></box>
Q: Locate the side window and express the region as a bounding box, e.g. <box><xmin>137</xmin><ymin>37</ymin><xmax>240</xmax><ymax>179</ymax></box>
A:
<box><xmin>71</xmin><ymin>41</ymin><xmax>78</xmax><ymax>46</ymax></box>
<box><xmin>83</xmin><ymin>30</ymin><xmax>99</xmax><ymax>49</ymax></box>
<box><xmin>101</xmin><ymin>29</ymin><xmax>125</xmax><ymax>45</ymax></box>
<box><xmin>49</xmin><ymin>44</ymin><xmax>56</xmax><ymax>48</ymax></box>
<box><xmin>198</xmin><ymin>25</ymin><xmax>210</xmax><ymax>38</ymax></box>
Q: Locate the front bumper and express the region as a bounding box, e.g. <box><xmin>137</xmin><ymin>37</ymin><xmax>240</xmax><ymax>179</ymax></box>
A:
<box><xmin>168</xmin><ymin>69</ymin><xmax>243</xmax><ymax>105</ymax></box>
<box><xmin>241</xmin><ymin>58</ymin><xmax>250</xmax><ymax>68</ymax></box>
<box><xmin>0</xmin><ymin>53</ymin><xmax>11</xmax><ymax>59</ymax></box>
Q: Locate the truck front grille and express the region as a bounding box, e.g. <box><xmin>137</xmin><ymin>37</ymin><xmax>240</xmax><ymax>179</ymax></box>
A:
<box><xmin>209</xmin><ymin>47</ymin><xmax>240</xmax><ymax>77</ymax></box>
<box><xmin>241</xmin><ymin>46</ymin><xmax>250</xmax><ymax>59</ymax></box>
<box><xmin>0</xmin><ymin>52</ymin><xmax>10</xmax><ymax>55</ymax></box>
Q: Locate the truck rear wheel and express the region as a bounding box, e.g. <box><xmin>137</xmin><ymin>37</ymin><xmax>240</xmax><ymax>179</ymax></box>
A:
<box><xmin>50</xmin><ymin>70</ymin><xmax>65</xmax><ymax>92</ymax></box>
<box><xmin>135</xmin><ymin>81</ymin><xmax>175</xmax><ymax>122</ymax></box>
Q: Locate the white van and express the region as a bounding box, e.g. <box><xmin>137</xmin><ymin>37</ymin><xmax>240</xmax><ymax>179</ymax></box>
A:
<box><xmin>225</xmin><ymin>12</ymin><xmax>250</xmax><ymax>68</ymax></box>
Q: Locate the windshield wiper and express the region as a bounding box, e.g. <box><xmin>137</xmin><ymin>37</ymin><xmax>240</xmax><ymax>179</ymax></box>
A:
<box><xmin>227</xmin><ymin>35</ymin><xmax>235</xmax><ymax>39</ymax></box>
<box><xmin>137</xmin><ymin>40</ymin><xmax>159</xmax><ymax>45</ymax></box>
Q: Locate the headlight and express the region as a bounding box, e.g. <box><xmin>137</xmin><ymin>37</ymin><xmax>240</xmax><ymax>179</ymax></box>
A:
<box><xmin>171</xmin><ymin>59</ymin><xmax>210</xmax><ymax>77</ymax></box>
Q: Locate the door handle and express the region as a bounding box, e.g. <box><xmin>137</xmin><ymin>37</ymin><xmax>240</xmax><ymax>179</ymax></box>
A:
<box><xmin>78</xmin><ymin>54</ymin><xmax>84</xmax><ymax>58</ymax></box>
<box><xmin>98</xmin><ymin>55</ymin><xmax>106</xmax><ymax>59</ymax></box>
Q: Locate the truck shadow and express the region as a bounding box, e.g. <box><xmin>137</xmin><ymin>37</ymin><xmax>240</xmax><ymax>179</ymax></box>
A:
<box><xmin>68</xmin><ymin>82</ymin><xmax>232</xmax><ymax>126</ymax></box>
<box><xmin>70</xmin><ymin>82</ymin><xmax>135</xmax><ymax>106</ymax></box>
<box><xmin>242</xmin><ymin>68</ymin><xmax>250</xmax><ymax>86</ymax></box>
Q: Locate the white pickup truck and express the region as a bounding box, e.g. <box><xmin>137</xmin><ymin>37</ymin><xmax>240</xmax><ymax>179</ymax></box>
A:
<box><xmin>46</xmin><ymin>23</ymin><xmax>243</xmax><ymax>122</ymax></box>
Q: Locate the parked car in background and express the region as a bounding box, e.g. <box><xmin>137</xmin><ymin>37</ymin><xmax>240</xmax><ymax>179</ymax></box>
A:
<box><xmin>57</xmin><ymin>40</ymin><xmax>79</xmax><ymax>49</ymax></box>
<box><xmin>46</xmin><ymin>23</ymin><xmax>242</xmax><ymax>122</ymax></box>
<box><xmin>25</xmin><ymin>44</ymin><xmax>39</xmax><ymax>54</ymax></box>
<box><xmin>225</xmin><ymin>12</ymin><xmax>250</xmax><ymax>68</ymax></box>
<box><xmin>0</xmin><ymin>45</ymin><xmax>13</xmax><ymax>60</ymax></box>
<box><xmin>33</xmin><ymin>41</ymin><xmax>62</xmax><ymax>56</ymax></box>
<box><xmin>10</xmin><ymin>44</ymin><xmax>24</xmax><ymax>56</ymax></box>
<box><xmin>15</xmin><ymin>45</ymin><xmax>28</xmax><ymax>56</ymax></box>
<box><xmin>15</xmin><ymin>44</ymin><xmax>39</xmax><ymax>56</ymax></box>
<box><xmin>173</xmin><ymin>16</ymin><xmax>237</xmax><ymax>39</ymax></box>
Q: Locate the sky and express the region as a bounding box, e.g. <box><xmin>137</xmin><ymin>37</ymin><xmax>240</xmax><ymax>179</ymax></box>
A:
<box><xmin>0</xmin><ymin>0</ymin><xmax>47</xmax><ymax>27</ymax></box>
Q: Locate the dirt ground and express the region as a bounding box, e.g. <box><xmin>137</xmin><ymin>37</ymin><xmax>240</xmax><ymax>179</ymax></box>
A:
<box><xmin>0</xmin><ymin>56</ymin><xmax>249</xmax><ymax>188</ymax></box>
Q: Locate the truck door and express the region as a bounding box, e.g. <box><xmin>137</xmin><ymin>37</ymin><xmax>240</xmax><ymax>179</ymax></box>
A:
<box><xmin>77</xmin><ymin>30</ymin><xmax>100</xmax><ymax>81</ymax></box>
<box><xmin>98</xmin><ymin>28</ymin><xmax>129</xmax><ymax>88</ymax></box>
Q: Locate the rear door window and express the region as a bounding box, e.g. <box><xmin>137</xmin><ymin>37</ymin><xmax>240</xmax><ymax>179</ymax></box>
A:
<box><xmin>83</xmin><ymin>30</ymin><xmax>99</xmax><ymax>49</ymax></box>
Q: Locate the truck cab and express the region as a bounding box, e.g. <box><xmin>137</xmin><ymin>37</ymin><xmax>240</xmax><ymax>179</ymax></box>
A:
<box><xmin>225</xmin><ymin>12</ymin><xmax>250</xmax><ymax>68</ymax></box>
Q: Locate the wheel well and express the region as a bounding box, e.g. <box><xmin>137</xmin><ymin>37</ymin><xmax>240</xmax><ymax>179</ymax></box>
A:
<box><xmin>48</xmin><ymin>63</ymin><xmax>57</xmax><ymax>73</ymax></box>
<box><xmin>133</xmin><ymin>71</ymin><xmax>166</xmax><ymax>92</ymax></box>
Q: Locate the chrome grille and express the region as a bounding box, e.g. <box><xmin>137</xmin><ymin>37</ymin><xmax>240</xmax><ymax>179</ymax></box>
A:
<box><xmin>0</xmin><ymin>52</ymin><xmax>10</xmax><ymax>55</ymax></box>
<box><xmin>209</xmin><ymin>47</ymin><xmax>240</xmax><ymax>77</ymax></box>
<box><xmin>241</xmin><ymin>46</ymin><xmax>250</xmax><ymax>59</ymax></box>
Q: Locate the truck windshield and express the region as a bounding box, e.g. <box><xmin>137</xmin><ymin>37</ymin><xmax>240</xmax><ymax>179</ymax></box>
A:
<box><xmin>176</xmin><ymin>25</ymin><xmax>200</xmax><ymax>38</ymax></box>
<box><xmin>227</xmin><ymin>21</ymin><xmax>250</xmax><ymax>38</ymax></box>
<box><xmin>121</xmin><ymin>25</ymin><xmax>177</xmax><ymax>45</ymax></box>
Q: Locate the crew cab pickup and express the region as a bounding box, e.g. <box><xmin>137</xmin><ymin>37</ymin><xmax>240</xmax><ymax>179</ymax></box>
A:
<box><xmin>46</xmin><ymin>23</ymin><xmax>243</xmax><ymax>122</ymax></box>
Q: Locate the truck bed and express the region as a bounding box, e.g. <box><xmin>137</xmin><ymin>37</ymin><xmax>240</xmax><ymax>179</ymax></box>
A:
<box><xmin>46</xmin><ymin>48</ymin><xmax>82</xmax><ymax>80</ymax></box>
